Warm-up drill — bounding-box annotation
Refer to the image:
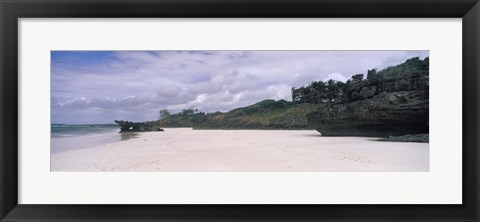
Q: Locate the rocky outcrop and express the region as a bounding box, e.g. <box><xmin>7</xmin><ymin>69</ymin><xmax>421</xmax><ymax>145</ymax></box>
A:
<box><xmin>378</xmin><ymin>134</ymin><xmax>429</xmax><ymax>143</ymax></box>
<box><xmin>114</xmin><ymin>120</ymin><xmax>164</xmax><ymax>132</ymax></box>
<box><xmin>306</xmin><ymin>57</ymin><xmax>429</xmax><ymax>137</ymax></box>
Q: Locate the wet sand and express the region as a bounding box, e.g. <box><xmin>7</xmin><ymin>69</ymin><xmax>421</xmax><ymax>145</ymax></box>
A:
<box><xmin>51</xmin><ymin>128</ymin><xmax>429</xmax><ymax>172</ymax></box>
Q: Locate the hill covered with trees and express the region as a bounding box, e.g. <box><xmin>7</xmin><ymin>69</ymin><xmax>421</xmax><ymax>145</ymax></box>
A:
<box><xmin>115</xmin><ymin>56</ymin><xmax>429</xmax><ymax>140</ymax></box>
<box><xmin>157</xmin><ymin>100</ymin><xmax>317</xmax><ymax>129</ymax></box>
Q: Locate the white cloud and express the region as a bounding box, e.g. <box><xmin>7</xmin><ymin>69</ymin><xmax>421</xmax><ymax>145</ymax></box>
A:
<box><xmin>324</xmin><ymin>73</ymin><xmax>349</xmax><ymax>82</ymax></box>
<box><xmin>51</xmin><ymin>50</ymin><xmax>429</xmax><ymax>123</ymax></box>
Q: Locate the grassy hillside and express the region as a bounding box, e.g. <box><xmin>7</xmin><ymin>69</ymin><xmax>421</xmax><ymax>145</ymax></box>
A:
<box><xmin>116</xmin><ymin>57</ymin><xmax>428</xmax><ymax>137</ymax></box>
<box><xmin>158</xmin><ymin>99</ymin><xmax>319</xmax><ymax>129</ymax></box>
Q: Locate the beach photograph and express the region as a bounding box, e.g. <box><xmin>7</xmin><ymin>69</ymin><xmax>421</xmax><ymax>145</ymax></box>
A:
<box><xmin>51</xmin><ymin>50</ymin><xmax>429</xmax><ymax>172</ymax></box>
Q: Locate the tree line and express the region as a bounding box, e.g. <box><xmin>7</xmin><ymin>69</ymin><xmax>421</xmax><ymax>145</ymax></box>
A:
<box><xmin>291</xmin><ymin>79</ymin><xmax>348</xmax><ymax>104</ymax></box>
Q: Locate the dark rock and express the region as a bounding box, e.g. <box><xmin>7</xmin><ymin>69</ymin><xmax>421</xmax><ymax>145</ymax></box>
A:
<box><xmin>378</xmin><ymin>134</ymin><xmax>429</xmax><ymax>143</ymax></box>
<box><xmin>114</xmin><ymin>120</ymin><xmax>164</xmax><ymax>132</ymax></box>
<box><xmin>306</xmin><ymin>57</ymin><xmax>429</xmax><ymax>137</ymax></box>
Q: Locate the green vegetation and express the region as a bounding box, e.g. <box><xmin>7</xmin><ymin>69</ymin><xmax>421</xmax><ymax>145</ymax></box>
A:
<box><xmin>305</xmin><ymin>57</ymin><xmax>429</xmax><ymax>137</ymax></box>
<box><xmin>291</xmin><ymin>79</ymin><xmax>346</xmax><ymax>104</ymax></box>
<box><xmin>379</xmin><ymin>57</ymin><xmax>429</xmax><ymax>78</ymax></box>
<box><xmin>291</xmin><ymin>57</ymin><xmax>429</xmax><ymax>105</ymax></box>
<box><xmin>158</xmin><ymin>100</ymin><xmax>318</xmax><ymax>129</ymax></box>
<box><xmin>115</xmin><ymin>57</ymin><xmax>429</xmax><ymax>140</ymax></box>
<box><xmin>156</xmin><ymin>107</ymin><xmax>206</xmax><ymax>127</ymax></box>
<box><xmin>158</xmin><ymin>109</ymin><xmax>171</xmax><ymax>119</ymax></box>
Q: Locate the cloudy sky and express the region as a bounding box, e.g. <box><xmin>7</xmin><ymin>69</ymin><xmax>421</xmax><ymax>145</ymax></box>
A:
<box><xmin>51</xmin><ymin>50</ymin><xmax>428</xmax><ymax>124</ymax></box>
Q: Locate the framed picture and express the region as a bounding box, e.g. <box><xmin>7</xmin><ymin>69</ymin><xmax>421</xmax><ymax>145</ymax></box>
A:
<box><xmin>1</xmin><ymin>0</ymin><xmax>479</xmax><ymax>221</ymax></box>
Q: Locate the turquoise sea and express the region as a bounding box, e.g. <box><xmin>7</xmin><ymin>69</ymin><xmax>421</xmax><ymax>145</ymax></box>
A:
<box><xmin>51</xmin><ymin>124</ymin><xmax>119</xmax><ymax>137</ymax></box>
<box><xmin>51</xmin><ymin>124</ymin><xmax>136</xmax><ymax>154</ymax></box>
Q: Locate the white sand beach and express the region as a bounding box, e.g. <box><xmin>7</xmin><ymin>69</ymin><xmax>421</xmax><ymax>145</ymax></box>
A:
<box><xmin>51</xmin><ymin>128</ymin><xmax>429</xmax><ymax>172</ymax></box>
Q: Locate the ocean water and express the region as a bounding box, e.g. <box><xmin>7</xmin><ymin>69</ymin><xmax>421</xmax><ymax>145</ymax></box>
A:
<box><xmin>51</xmin><ymin>124</ymin><xmax>119</xmax><ymax>137</ymax></box>
<box><xmin>51</xmin><ymin>124</ymin><xmax>137</xmax><ymax>154</ymax></box>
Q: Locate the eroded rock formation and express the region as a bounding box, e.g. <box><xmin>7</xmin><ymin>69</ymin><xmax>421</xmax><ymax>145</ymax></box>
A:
<box><xmin>114</xmin><ymin>120</ymin><xmax>164</xmax><ymax>132</ymax></box>
<box><xmin>306</xmin><ymin>57</ymin><xmax>429</xmax><ymax>137</ymax></box>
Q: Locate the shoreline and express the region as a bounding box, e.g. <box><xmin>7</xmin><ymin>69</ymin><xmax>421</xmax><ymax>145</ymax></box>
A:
<box><xmin>51</xmin><ymin>128</ymin><xmax>429</xmax><ymax>172</ymax></box>
<box><xmin>51</xmin><ymin>129</ymin><xmax>127</xmax><ymax>154</ymax></box>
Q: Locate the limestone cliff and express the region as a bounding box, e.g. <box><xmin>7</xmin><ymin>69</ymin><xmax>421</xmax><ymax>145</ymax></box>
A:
<box><xmin>306</xmin><ymin>57</ymin><xmax>429</xmax><ymax>137</ymax></box>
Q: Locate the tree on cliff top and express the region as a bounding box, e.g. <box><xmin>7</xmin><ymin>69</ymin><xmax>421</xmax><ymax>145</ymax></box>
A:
<box><xmin>290</xmin><ymin>56</ymin><xmax>429</xmax><ymax>105</ymax></box>
<box><xmin>159</xmin><ymin>109</ymin><xmax>171</xmax><ymax>120</ymax></box>
<box><xmin>292</xmin><ymin>79</ymin><xmax>346</xmax><ymax>104</ymax></box>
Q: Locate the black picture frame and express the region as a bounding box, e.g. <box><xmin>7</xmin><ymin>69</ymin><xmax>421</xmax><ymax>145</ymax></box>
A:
<box><xmin>1</xmin><ymin>0</ymin><xmax>479</xmax><ymax>221</ymax></box>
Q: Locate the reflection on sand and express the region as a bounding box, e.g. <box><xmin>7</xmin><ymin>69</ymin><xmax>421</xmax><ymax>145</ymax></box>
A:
<box><xmin>120</xmin><ymin>132</ymin><xmax>139</xmax><ymax>141</ymax></box>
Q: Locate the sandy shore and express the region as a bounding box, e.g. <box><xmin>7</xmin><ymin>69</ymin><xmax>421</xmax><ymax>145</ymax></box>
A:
<box><xmin>51</xmin><ymin>128</ymin><xmax>429</xmax><ymax>172</ymax></box>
